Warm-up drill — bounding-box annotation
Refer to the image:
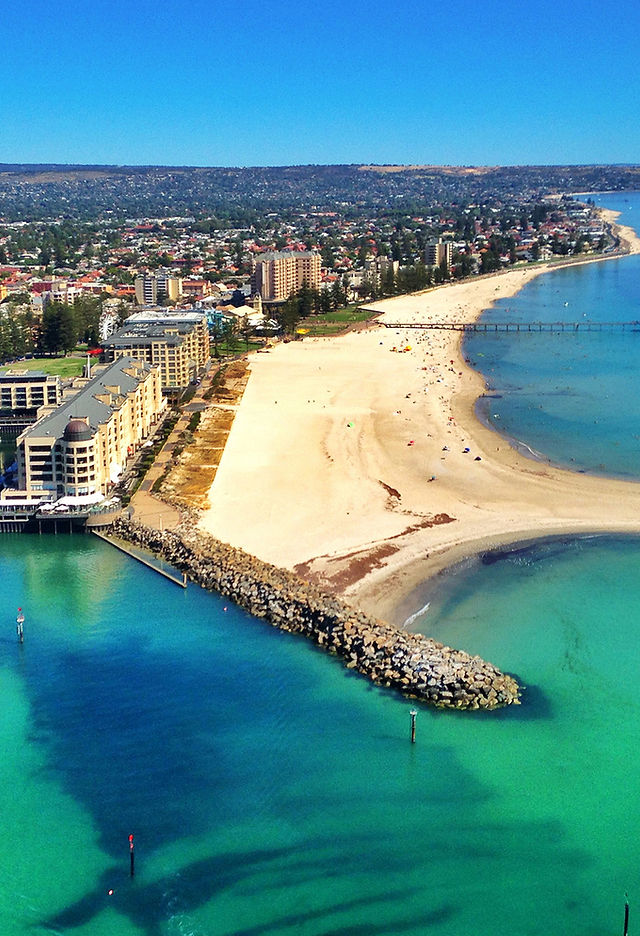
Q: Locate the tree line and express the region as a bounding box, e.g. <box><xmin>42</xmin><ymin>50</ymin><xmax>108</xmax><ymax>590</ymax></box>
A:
<box><xmin>277</xmin><ymin>280</ymin><xmax>350</xmax><ymax>334</ymax></box>
<box><xmin>0</xmin><ymin>294</ymin><xmax>106</xmax><ymax>362</ymax></box>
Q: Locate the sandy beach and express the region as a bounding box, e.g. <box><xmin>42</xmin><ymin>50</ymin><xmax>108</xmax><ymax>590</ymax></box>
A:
<box><xmin>200</xmin><ymin>212</ymin><xmax>640</xmax><ymax>625</ymax></box>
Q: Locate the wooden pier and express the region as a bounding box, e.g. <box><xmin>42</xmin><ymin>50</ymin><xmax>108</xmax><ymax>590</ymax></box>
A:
<box><xmin>382</xmin><ymin>320</ymin><xmax>640</xmax><ymax>332</ymax></box>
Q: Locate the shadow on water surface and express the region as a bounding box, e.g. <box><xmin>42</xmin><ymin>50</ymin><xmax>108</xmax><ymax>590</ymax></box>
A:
<box><xmin>29</xmin><ymin>643</ymin><xmax>234</xmax><ymax>853</ymax></box>
<box><xmin>0</xmin><ymin>537</ymin><xmax>607</xmax><ymax>936</ymax></box>
<box><xmin>42</xmin><ymin>847</ymin><xmax>293</xmax><ymax>934</ymax></box>
<box><xmin>40</xmin><ymin>839</ymin><xmax>446</xmax><ymax>935</ymax></box>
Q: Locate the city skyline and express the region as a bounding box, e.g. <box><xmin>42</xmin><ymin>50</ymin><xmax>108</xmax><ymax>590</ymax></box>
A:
<box><xmin>2</xmin><ymin>0</ymin><xmax>639</xmax><ymax>168</ymax></box>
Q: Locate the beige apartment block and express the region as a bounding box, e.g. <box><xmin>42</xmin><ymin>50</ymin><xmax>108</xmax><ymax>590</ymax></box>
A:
<box><xmin>0</xmin><ymin>370</ymin><xmax>62</xmax><ymax>412</ymax></box>
<box><xmin>251</xmin><ymin>251</ymin><xmax>321</xmax><ymax>301</ymax></box>
<box><xmin>425</xmin><ymin>238</ymin><xmax>454</xmax><ymax>269</ymax></box>
<box><xmin>135</xmin><ymin>274</ymin><xmax>183</xmax><ymax>305</ymax></box>
<box><xmin>103</xmin><ymin>310</ymin><xmax>210</xmax><ymax>390</ymax></box>
<box><xmin>16</xmin><ymin>357</ymin><xmax>165</xmax><ymax>498</ymax></box>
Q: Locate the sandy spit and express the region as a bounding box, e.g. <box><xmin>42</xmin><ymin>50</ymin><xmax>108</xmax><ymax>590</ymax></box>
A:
<box><xmin>200</xmin><ymin>211</ymin><xmax>640</xmax><ymax>625</ymax></box>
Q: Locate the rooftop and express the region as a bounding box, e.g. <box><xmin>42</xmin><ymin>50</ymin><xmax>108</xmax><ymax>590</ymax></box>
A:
<box><xmin>0</xmin><ymin>369</ymin><xmax>56</xmax><ymax>381</ymax></box>
<box><xmin>20</xmin><ymin>357</ymin><xmax>156</xmax><ymax>442</ymax></box>
<box><xmin>254</xmin><ymin>250</ymin><xmax>320</xmax><ymax>262</ymax></box>
<box><xmin>126</xmin><ymin>310</ymin><xmax>206</xmax><ymax>326</ymax></box>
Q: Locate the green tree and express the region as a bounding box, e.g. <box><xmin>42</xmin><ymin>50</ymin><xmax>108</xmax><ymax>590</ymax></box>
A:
<box><xmin>240</xmin><ymin>314</ymin><xmax>252</xmax><ymax>350</ymax></box>
<box><xmin>480</xmin><ymin>250</ymin><xmax>501</xmax><ymax>274</ymax></box>
<box><xmin>53</xmin><ymin>241</ymin><xmax>67</xmax><ymax>268</ymax></box>
<box><xmin>0</xmin><ymin>316</ymin><xmax>12</xmax><ymax>362</ymax></box>
<box><xmin>321</xmin><ymin>244</ymin><xmax>335</xmax><ymax>268</ymax></box>
<box><xmin>73</xmin><ymin>295</ymin><xmax>102</xmax><ymax>346</ymax></box>
<box><xmin>319</xmin><ymin>288</ymin><xmax>333</xmax><ymax>313</ymax></box>
<box><xmin>380</xmin><ymin>266</ymin><xmax>396</xmax><ymax>297</ymax></box>
<box><xmin>297</xmin><ymin>282</ymin><xmax>314</xmax><ymax>318</ymax></box>
<box><xmin>41</xmin><ymin>303</ymin><xmax>62</xmax><ymax>353</ymax></box>
<box><xmin>330</xmin><ymin>278</ymin><xmax>347</xmax><ymax>311</ymax></box>
<box><xmin>41</xmin><ymin>301</ymin><xmax>78</xmax><ymax>354</ymax></box>
<box><xmin>279</xmin><ymin>293</ymin><xmax>301</xmax><ymax>336</ymax></box>
<box><xmin>59</xmin><ymin>304</ymin><xmax>78</xmax><ymax>353</ymax></box>
<box><xmin>452</xmin><ymin>252</ymin><xmax>473</xmax><ymax>279</ymax></box>
<box><xmin>359</xmin><ymin>272</ymin><xmax>378</xmax><ymax>300</ymax></box>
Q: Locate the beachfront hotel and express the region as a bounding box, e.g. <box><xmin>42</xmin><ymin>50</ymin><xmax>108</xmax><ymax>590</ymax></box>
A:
<box><xmin>102</xmin><ymin>310</ymin><xmax>210</xmax><ymax>391</ymax></box>
<box><xmin>251</xmin><ymin>250</ymin><xmax>321</xmax><ymax>302</ymax></box>
<box><xmin>16</xmin><ymin>356</ymin><xmax>165</xmax><ymax>499</ymax></box>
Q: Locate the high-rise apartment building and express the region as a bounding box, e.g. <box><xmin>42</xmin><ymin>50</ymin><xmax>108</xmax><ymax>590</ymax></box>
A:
<box><xmin>103</xmin><ymin>310</ymin><xmax>210</xmax><ymax>390</ymax></box>
<box><xmin>135</xmin><ymin>273</ymin><xmax>183</xmax><ymax>305</ymax></box>
<box><xmin>251</xmin><ymin>251</ymin><xmax>321</xmax><ymax>302</ymax></box>
<box><xmin>425</xmin><ymin>238</ymin><xmax>454</xmax><ymax>269</ymax></box>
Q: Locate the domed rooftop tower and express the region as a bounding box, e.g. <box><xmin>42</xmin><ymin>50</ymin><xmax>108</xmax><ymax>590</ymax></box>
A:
<box><xmin>63</xmin><ymin>418</ymin><xmax>93</xmax><ymax>443</ymax></box>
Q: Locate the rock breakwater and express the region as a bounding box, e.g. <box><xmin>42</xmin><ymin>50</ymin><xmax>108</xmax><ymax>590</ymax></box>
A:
<box><xmin>111</xmin><ymin>518</ymin><xmax>520</xmax><ymax>710</ymax></box>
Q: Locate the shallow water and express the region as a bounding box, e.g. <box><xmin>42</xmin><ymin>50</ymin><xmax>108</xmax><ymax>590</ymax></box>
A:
<box><xmin>466</xmin><ymin>192</ymin><xmax>640</xmax><ymax>477</ymax></box>
<box><xmin>2</xmin><ymin>532</ymin><xmax>640</xmax><ymax>936</ymax></box>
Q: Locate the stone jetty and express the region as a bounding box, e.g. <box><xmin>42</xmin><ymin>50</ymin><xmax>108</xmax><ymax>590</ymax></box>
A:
<box><xmin>111</xmin><ymin>518</ymin><xmax>520</xmax><ymax>710</ymax></box>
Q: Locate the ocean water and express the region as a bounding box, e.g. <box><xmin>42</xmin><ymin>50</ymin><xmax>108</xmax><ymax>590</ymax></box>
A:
<box><xmin>2</xmin><ymin>532</ymin><xmax>640</xmax><ymax>936</ymax></box>
<box><xmin>4</xmin><ymin>193</ymin><xmax>640</xmax><ymax>936</ymax></box>
<box><xmin>467</xmin><ymin>192</ymin><xmax>640</xmax><ymax>477</ymax></box>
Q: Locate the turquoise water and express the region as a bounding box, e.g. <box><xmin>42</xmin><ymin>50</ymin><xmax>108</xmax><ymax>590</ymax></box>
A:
<box><xmin>2</xmin><ymin>532</ymin><xmax>639</xmax><ymax>936</ymax></box>
<box><xmin>467</xmin><ymin>192</ymin><xmax>640</xmax><ymax>477</ymax></box>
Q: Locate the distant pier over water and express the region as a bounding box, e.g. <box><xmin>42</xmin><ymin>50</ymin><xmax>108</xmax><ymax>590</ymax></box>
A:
<box><xmin>382</xmin><ymin>320</ymin><xmax>640</xmax><ymax>333</ymax></box>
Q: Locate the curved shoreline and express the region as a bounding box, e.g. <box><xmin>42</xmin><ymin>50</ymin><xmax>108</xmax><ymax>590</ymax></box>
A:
<box><xmin>199</xmin><ymin>207</ymin><xmax>640</xmax><ymax>630</ymax></box>
<box><xmin>395</xmin><ymin>529</ymin><xmax>630</xmax><ymax>632</ymax></box>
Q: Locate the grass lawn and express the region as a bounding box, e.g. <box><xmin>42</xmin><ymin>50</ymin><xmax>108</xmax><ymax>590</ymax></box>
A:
<box><xmin>214</xmin><ymin>339</ymin><xmax>263</xmax><ymax>355</ymax></box>
<box><xmin>0</xmin><ymin>356</ymin><xmax>86</xmax><ymax>378</ymax></box>
<box><xmin>298</xmin><ymin>306</ymin><xmax>376</xmax><ymax>336</ymax></box>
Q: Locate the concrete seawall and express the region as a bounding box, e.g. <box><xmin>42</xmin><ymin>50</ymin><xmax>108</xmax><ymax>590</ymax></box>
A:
<box><xmin>111</xmin><ymin>518</ymin><xmax>520</xmax><ymax>710</ymax></box>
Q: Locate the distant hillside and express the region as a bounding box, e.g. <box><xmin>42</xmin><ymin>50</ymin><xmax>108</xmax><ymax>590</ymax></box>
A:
<box><xmin>358</xmin><ymin>164</ymin><xmax>500</xmax><ymax>175</ymax></box>
<box><xmin>0</xmin><ymin>163</ymin><xmax>639</xmax><ymax>222</ymax></box>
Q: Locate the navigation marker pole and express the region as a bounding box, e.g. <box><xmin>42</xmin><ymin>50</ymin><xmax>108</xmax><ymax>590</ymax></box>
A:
<box><xmin>129</xmin><ymin>834</ymin><xmax>135</xmax><ymax>877</ymax></box>
<box><xmin>624</xmin><ymin>894</ymin><xmax>630</xmax><ymax>936</ymax></box>
<box><xmin>410</xmin><ymin>710</ymin><xmax>417</xmax><ymax>744</ymax></box>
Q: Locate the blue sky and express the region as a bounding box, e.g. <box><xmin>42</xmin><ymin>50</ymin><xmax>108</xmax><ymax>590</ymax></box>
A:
<box><xmin>2</xmin><ymin>0</ymin><xmax>639</xmax><ymax>167</ymax></box>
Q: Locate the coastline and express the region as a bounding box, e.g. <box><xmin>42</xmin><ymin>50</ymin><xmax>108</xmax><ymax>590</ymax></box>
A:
<box><xmin>199</xmin><ymin>208</ymin><xmax>640</xmax><ymax>626</ymax></box>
